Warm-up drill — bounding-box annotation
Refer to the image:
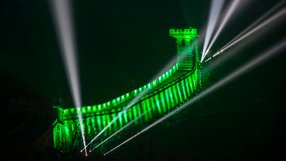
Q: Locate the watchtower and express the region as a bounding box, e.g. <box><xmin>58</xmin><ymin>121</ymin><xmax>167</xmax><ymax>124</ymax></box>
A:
<box><xmin>169</xmin><ymin>28</ymin><xmax>199</xmax><ymax>70</ymax></box>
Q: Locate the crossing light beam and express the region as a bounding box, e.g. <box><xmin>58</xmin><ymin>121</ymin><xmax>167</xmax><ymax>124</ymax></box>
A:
<box><xmin>90</xmin><ymin>113</ymin><xmax>145</xmax><ymax>152</ymax></box>
<box><xmin>205</xmin><ymin>0</ymin><xmax>241</xmax><ymax>58</ymax></box>
<box><xmin>221</xmin><ymin>0</ymin><xmax>286</xmax><ymax>53</ymax></box>
<box><xmin>104</xmin><ymin>40</ymin><xmax>286</xmax><ymax>156</ymax></box>
<box><xmin>201</xmin><ymin>0</ymin><xmax>224</xmax><ymax>62</ymax></box>
<box><xmin>82</xmin><ymin>46</ymin><xmax>192</xmax><ymax>151</ymax></box>
<box><xmin>216</xmin><ymin>6</ymin><xmax>286</xmax><ymax>57</ymax></box>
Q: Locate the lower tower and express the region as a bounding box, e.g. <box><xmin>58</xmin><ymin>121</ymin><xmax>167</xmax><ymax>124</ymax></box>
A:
<box><xmin>169</xmin><ymin>28</ymin><xmax>199</xmax><ymax>70</ymax></box>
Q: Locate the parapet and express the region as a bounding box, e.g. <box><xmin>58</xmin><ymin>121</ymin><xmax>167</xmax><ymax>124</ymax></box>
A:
<box><xmin>169</xmin><ymin>28</ymin><xmax>197</xmax><ymax>39</ymax></box>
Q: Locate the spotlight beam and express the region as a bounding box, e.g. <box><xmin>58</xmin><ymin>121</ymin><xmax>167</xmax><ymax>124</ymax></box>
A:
<box><xmin>218</xmin><ymin>7</ymin><xmax>286</xmax><ymax>55</ymax></box>
<box><xmin>81</xmin><ymin>88</ymin><xmax>150</xmax><ymax>151</ymax></box>
<box><xmin>204</xmin><ymin>0</ymin><xmax>240</xmax><ymax>60</ymax></box>
<box><xmin>82</xmin><ymin>57</ymin><xmax>175</xmax><ymax>150</ymax></box>
<box><xmin>49</xmin><ymin>0</ymin><xmax>87</xmax><ymax>156</ymax></box>
<box><xmin>104</xmin><ymin>40</ymin><xmax>286</xmax><ymax>156</ymax></box>
<box><xmin>201</xmin><ymin>0</ymin><xmax>225</xmax><ymax>62</ymax></box>
<box><xmin>222</xmin><ymin>0</ymin><xmax>286</xmax><ymax>52</ymax></box>
<box><xmin>90</xmin><ymin>85</ymin><xmax>170</xmax><ymax>152</ymax></box>
<box><xmin>90</xmin><ymin>113</ymin><xmax>145</xmax><ymax>152</ymax></box>
<box><xmin>82</xmin><ymin>47</ymin><xmax>191</xmax><ymax>151</ymax></box>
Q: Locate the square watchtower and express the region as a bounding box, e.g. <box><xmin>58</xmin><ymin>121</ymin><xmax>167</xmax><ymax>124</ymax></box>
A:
<box><xmin>170</xmin><ymin>28</ymin><xmax>199</xmax><ymax>70</ymax></box>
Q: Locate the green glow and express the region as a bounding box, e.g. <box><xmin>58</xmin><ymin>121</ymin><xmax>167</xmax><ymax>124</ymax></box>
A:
<box><xmin>147</xmin><ymin>99</ymin><xmax>153</xmax><ymax>119</ymax></box>
<box><xmin>123</xmin><ymin>111</ymin><xmax>128</xmax><ymax>124</ymax></box>
<box><xmin>97</xmin><ymin>116</ymin><xmax>101</xmax><ymax>130</ymax></box>
<box><xmin>118</xmin><ymin>113</ymin><xmax>123</xmax><ymax>127</ymax></box>
<box><xmin>177</xmin><ymin>83</ymin><xmax>183</xmax><ymax>102</ymax></box>
<box><xmin>142</xmin><ymin>101</ymin><xmax>148</xmax><ymax>121</ymax></box>
<box><xmin>160</xmin><ymin>92</ymin><xmax>166</xmax><ymax>113</ymax></box>
<box><xmin>172</xmin><ymin>86</ymin><xmax>178</xmax><ymax>105</ymax></box>
<box><xmin>165</xmin><ymin>90</ymin><xmax>171</xmax><ymax>111</ymax></box>
<box><xmin>132</xmin><ymin>106</ymin><xmax>138</xmax><ymax>124</ymax></box>
<box><xmin>128</xmin><ymin>108</ymin><xmax>133</xmax><ymax>122</ymax></box>
<box><xmin>150</xmin><ymin>97</ymin><xmax>156</xmax><ymax>115</ymax></box>
<box><xmin>155</xmin><ymin>95</ymin><xmax>162</xmax><ymax>114</ymax></box>
<box><xmin>168</xmin><ymin>88</ymin><xmax>175</xmax><ymax>107</ymax></box>
<box><xmin>53</xmin><ymin>27</ymin><xmax>201</xmax><ymax>152</ymax></box>
<box><xmin>181</xmin><ymin>81</ymin><xmax>187</xmax><ymax>101</ymax></box>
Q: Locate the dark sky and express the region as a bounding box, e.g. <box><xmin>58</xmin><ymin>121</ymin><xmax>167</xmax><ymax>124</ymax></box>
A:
<box><xmin>1</xmin><ymin>0</ymin><xmax>207</xmax><ymax>106</ymax></box>
<box><xmin>1</xmin><ymin>0</ymin><xmax>284</xmax><ymax>106</ymax></box>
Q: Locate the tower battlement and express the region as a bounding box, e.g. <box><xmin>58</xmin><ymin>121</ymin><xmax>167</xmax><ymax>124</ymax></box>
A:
<box><xmin>169</xmin><ymin>28</ymin><xmax>197</xmax><ymax>39</ymax></box>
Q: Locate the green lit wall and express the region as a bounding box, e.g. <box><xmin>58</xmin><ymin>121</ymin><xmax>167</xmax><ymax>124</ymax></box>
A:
<box><xmin>53</xmin><ymin>27</ymin><xmax>200</xmax><ymax>152</ymax></box>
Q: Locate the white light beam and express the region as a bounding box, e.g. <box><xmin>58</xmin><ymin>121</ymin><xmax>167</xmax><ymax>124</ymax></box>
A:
<box><xmin>201</xmin><ymin>0</ymin><xmax>225</xmax><ymax>62</ymax></box>
<box><xmin>222</xmin><ymin>0</ymin><xmax>286</xmax><ymax>52</ymax></box>
<box><xmin>219</xmin><ymin>7</ymin><xmax>286</xmax><ymax>55</ymax></box>
<box><xmin>90</xmin><ymin>113</ymin><xmax>145</xmax><ymax>152</ymax></box>
<box><xmin>82</xmin><ymin>46</ymin><xmax>192</xmax><ymax>151</ymax></box>
<box><xmin>50</xmin><ymin>0</ymin><xmax>87</xmax><ymax>156</ymax></box>
<box><xmin>204</xmin><ymin>0</ymin><xmax>241</xmax><ymax>60</ymax></box>
<box><xmin>104</xmin><ymin>40</ymin><xmax>286</xmax><ymax>156</ymax></box>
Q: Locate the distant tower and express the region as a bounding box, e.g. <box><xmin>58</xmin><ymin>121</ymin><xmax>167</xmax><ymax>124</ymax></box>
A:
<box><xmin>169</xmin><ymin>28</ymin><xmax>199</xmax><ymax>70</ymax></box>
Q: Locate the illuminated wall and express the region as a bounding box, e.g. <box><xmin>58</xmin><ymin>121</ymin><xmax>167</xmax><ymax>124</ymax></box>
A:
<box><xmin>53</xmin><ymin>27</ymin><xmax>200</xmax><ymax>152</ymax></box>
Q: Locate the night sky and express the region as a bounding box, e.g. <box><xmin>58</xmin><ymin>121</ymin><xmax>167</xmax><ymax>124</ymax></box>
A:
<box><xmin>2</xmin><ymin>0</ymin><xmax>286</xmax><ymax>161</ymax></box>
